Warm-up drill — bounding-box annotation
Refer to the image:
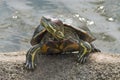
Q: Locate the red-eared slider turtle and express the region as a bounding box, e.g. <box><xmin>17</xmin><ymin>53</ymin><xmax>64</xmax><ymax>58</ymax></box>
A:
<box><xmin>25</xmin><ymin>16</ymin><xmax>100</xmax><ymax>70</ymax></box>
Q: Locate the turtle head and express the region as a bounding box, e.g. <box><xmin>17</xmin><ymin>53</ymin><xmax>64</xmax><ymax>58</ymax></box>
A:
<box><xmin>40</xmin><ymin>16</ymin><xmax>64</xmax><ymax>40</ymax></box>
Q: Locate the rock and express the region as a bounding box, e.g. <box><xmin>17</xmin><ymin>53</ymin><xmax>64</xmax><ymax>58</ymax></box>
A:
<box><xmin>0</xmin><ymin>51</ymin><xmax>120</xmax><ymax>80</ymax></box>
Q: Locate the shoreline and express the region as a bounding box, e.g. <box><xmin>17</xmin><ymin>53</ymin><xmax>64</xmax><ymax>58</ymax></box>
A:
<box><xmin>0</xmin><ymin>51</ymin><xmax>120</xmax><ymax>80</ymax></box>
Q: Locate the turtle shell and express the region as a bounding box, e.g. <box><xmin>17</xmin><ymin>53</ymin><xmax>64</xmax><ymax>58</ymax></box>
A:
<box><xmin>30</xmin><ymin>18</ymin><xmax>96</xmax><ymax>46</ymax></box>
<box><xmin>50</xmin><ymin>18</ymin><xmax>96</xmax><ymax>43</ymax></box>
<box><xmin>63</xmin><ymin>24</ymin><xmax>96</xmax><ymax>43</ymax></box>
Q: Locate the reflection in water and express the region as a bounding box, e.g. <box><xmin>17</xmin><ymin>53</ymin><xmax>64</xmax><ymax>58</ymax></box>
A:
<box><xmin>0</xmin><ymin>0</ymin><xmax>120</xmax><ymax>53</ymax></box>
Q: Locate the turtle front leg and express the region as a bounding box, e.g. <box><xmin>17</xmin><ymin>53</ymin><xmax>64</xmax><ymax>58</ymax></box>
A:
<box><xmin>25</xmin><ymin>44</ymin><xmax>41</xmax><ymax>70</ymax></box>
<box><xmin>77</xmin><ymin>41</ymin><xmax>92</xmax><ymax>64</ymax></box>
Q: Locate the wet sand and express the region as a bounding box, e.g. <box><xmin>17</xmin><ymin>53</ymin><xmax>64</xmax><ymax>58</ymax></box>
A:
<box><xmin>0</xmin><ymin>51</ymin><xmax>120</xmax><ymax>80</ymax></box>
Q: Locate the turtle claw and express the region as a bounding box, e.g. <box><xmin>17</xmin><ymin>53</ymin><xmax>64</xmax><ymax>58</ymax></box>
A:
<box><xmin>78</xmin><ymin>57</ymin><xmax>86</xmax><ymax>64</ymax></box>
<box><xmin>81</xmin><ymin>56</ymin><xmax>87</xmax><ymax>64</ymax></box>
<box><xmin>24</xmin><ymin>60</ymin><xmax>36</xmax><ymax>70</ymax></box>
<box><xmin>77</xmin><ymin>54</ymin><xmax>89</xmax><ymax>64</ymax></box>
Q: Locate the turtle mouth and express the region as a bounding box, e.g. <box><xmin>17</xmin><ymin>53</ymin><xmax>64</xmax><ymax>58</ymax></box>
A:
<box><xmin>40</xmin><ymin>16</ymin><xmax>64</xmax><ymax>39</ymax></box>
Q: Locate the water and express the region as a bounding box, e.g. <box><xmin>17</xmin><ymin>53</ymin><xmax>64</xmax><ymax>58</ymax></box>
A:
<box><xmin>0</xmin><ymin>0</ymin><xmax>120</xmax><ymax>53</ymax></box>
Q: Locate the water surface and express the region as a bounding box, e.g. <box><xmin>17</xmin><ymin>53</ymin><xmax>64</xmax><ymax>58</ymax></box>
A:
<box><xmin>0</xmin><ymin>0</ymin><xmax>120</xmax><ymax>53</ymax></box>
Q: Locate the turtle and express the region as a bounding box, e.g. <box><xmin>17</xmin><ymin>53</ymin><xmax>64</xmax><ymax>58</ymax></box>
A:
<box><xmin>25</xmin><ymin>16</ymin><xmax>100</xmax><ymax>70</ymax></box>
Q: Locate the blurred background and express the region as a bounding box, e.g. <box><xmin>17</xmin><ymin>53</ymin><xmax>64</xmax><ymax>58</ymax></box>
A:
<box><xmin>0</xmin><ymin>0</ymin><xmax>120</xmax><ymax>53</ymax></box>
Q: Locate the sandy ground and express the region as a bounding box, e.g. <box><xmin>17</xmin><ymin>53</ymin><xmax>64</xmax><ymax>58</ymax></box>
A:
<box><xmin>0</xmin><ymin>51</ymin><xmax>120</xmax><ymax>80</ymax></box>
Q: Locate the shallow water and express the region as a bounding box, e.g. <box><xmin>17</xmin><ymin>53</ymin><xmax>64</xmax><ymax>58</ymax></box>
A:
<box><xmin>0</xmin><ymin>0</ymin><xmax>120</xmax><ymax>53</ymax></box>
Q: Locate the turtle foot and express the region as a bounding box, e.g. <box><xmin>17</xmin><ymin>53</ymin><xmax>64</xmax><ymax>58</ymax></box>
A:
<box><xmin>24</xmin><ymin>60</ymin><xmax>37</xmax><ymax>70</ymax></box>
<box><xmin>77</xmin><ymin>54</ymin><xmax>89</xmax><ymax>64</ymax></box>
